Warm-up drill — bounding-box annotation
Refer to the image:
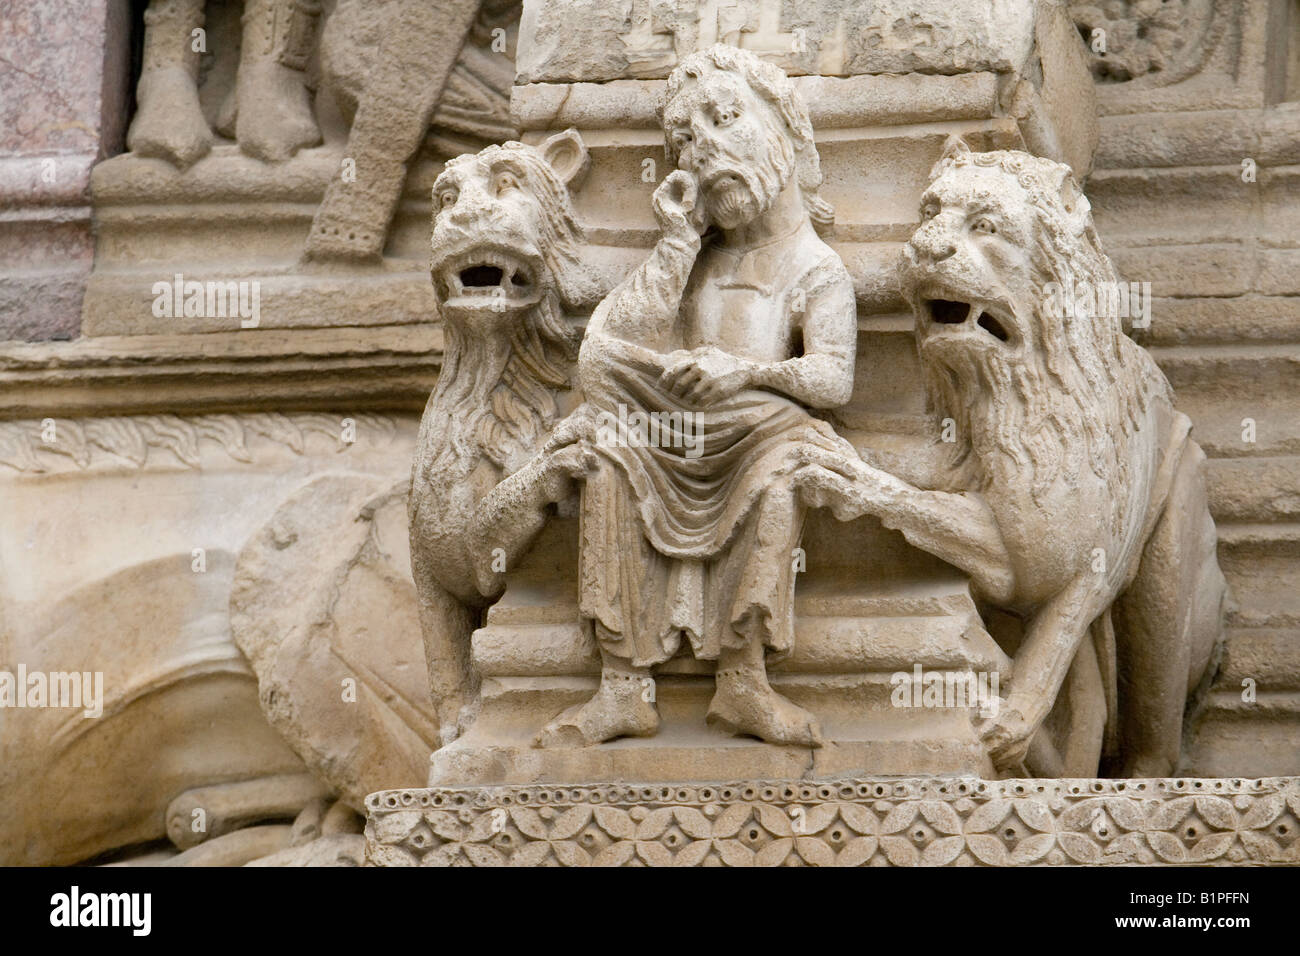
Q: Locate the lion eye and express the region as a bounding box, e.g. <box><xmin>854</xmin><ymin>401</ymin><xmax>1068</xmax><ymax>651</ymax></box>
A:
<box><xmin>972</xmin><ymin>217</ymin><xmax>997</xmax><ymax>235</ymax></box>
<box><xmin>672</xmin><ymin>130</ymin><xmax>692</xmax><ymax>151</ymax></box>
<box><xmin>921</xmin><ymin>204</ymin><xmax>939</xmax><ymax>221</ymax></box>
<box><xmin>714</xmin><ymin>106</ymin><xmax>738</xmax><ymax>125</ymax></box>
<box><xmin>494</xmin><ymin>172</ymin><xmax>520</xmax><ymax>194</ymax></box>
<box><xmin>437</xmin><ymin>188</ymin><xmax>458</xmax><ymax>210</ymax></box>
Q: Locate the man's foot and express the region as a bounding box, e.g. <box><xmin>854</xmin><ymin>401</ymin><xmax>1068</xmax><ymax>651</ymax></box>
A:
<box><xmin>533</xmin><ymin>673</ymin><xmax>660</xmax><ymax>747</ymax></box>
<box><xmin>128</xmin><ymin>68</ymin><xmax>213</xmax><ymax>169</ymax></box>
<box><xmin>707</xmin><ymin>667</ymin><xmax>823</xmax><ymax>748</ymax></box>
<box><xmin>233</xmin><ymin>60</ymin><xmax>321</xmax><ymax>162</ymax></box>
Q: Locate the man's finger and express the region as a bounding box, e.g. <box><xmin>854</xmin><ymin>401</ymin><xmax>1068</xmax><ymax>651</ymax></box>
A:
<box><xmin>658</xmin><ymin>359</ymin><xmax>694</xmax><ymax>391</ymax></box>
<box><xmin>796</xmin><ymin>444</ymin><xmax>858</xmax><ymax>477</ymax></box>
<box><xmin>683</xmin><ymin>373</ymin><xmax>715</xmax><ymax>404</ymax></box>
<box><xmin>694</xmin><ymin>387</ymin><xmax>720</xmax><ymax>406</ymax></box>
<box><xmin>672</xmin><ymin>368</ymin><xmax>705</xmax><ymax>397</ymax></box>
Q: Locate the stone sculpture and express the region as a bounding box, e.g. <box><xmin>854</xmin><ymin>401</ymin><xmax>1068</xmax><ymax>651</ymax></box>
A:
<box><xmin>408</xmin><ymin>129</ymin><xmax>599</xmax><ymax>745</ymax></box>
<box><xmin>128</xmin><ymin>0</ymin><xmax>322</xmax><ymax>167</ymax></box>
<box><xmin>534</xmin><ymin>44</ymin><xmax>859</xmax><ymax>749</ymax></box>
<box><xmin>5</xmin><ymin>0</ymin><xmax>1294</xmax><ymax>870</ymax></box>
<box><xmin>794</xmin><ymin>138</ymin><xmax>1227</xmax><ymax>777</ymax></box>
<box><xmin>306</xmin><ymin>0</ymin><xmax>514</xmax><ymax>260</ymax></box>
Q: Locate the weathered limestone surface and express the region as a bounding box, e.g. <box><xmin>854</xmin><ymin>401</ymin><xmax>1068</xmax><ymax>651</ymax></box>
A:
<box><xmin>518</xmin><ymin>0</ymin><xmax>1044</xmax><ymax>82</ymax></box>
<box><xmin>0</xmin><ymin>411</ymin><xmax>410</xmax><ymax>865</ymax></box>
<box><xmin>79</xmin><ymin>0</ymin><xmax>521</xmax><ymax>336</ymax></box>
<box><xmin>0</xmin><ymin>0</ymin><xmax>1297</xmax><ymax>868</ymax></box>
<box><xmin>1077</xmin><ymin>0</ymin><xmax>1300</xmax><ymax>776</ymax></box>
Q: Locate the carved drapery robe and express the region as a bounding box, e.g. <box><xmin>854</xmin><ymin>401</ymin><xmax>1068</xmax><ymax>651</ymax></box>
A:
<box><xmin>579</xmin><ymin>227</ymin><xmax>854</xmax><ymax>667</ymax></box>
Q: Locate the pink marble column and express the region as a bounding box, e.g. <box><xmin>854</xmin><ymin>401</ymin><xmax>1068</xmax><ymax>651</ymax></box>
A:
<box><xmin>0</xmin><ymin>0</ymin><xmax>132</xmax><ymax>340</ymax></box>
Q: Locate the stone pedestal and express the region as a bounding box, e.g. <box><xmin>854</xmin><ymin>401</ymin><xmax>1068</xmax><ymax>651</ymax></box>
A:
<box><xmin>433</xmin><ymin>516</ymin><xmax>1011</xmax><ymax>785</ymax></box>
<box><xmin>76</xmin><ymin>1</ymin><xmax>516</xmax><ymax>337</ymax></box>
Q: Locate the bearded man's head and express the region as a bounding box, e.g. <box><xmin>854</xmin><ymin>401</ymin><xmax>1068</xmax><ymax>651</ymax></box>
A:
<box><xmin>661</xmin><ymin>44</ymin><xmax>833</xmax><ymax>235</ymax></box>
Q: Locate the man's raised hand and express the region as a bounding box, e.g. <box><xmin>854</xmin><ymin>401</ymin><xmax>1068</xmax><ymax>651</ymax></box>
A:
<box><xmin>652</xmin><ymin>170</ymin><xmax>705</xmax><ymax>240</ymax></box>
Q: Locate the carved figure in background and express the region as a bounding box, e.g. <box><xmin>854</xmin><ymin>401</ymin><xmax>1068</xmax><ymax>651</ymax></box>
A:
<box><xmin>128</xmin><ymin>0</ymin><xmax>323</xmax><ymax>167</ymax></box>
<box><xmin>307</xmin><ymin>0</ymin><xmax>519</xmax><ymax>260</ymax></box>
<box><xmin>794</xmin><ymin>139</ymin><xmax>1226</xmax><ymax>777</ymax></box>
<box><xmin>408</xmin><ymin>129</ymin><xmax>600</xmax><ymax>745</ymax></box>
<box><xmin>535</xmin><ymin>45</ymin><xmax>859</xmax><ymax>749</ymax></box>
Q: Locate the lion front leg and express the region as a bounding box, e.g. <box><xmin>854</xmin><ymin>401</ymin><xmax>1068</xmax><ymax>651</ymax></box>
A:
<box><xmin>411</xmin><ymin>576</ymin><xmax>480</xmax><ymax>748</ymax></box>
<box><xmin>790</xmin><ymin>445</ymin><xmax>1018</xmax><ymax>604</ymax></box>
<box><xmin>1110</xmin><ymin>440</ymin><xmax>1227</xmax><ymax>777</ymax></box>
<box><xmin>979</xmin><ymin>573</ymin><xmax>1117</xmax><ymax>774</ymax></box>
<box><xmin>466</xmin><ymin>424</ymin><xmax>597</xmax><ymax>596</ymax></box>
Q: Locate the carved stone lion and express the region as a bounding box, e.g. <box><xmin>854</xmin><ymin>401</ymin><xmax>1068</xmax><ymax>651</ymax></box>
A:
<box><xmin>409</xmin><ymin>129</ymin><xmax>600</xmax><ymax>745</ymax></box>
<box><xmin>794</xmin><ymin>139</ymin><xmax>1226</xmax><ymax>777</ymax></box>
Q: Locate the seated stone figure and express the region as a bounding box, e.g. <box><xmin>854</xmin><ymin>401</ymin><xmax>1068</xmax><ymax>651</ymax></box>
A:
<box><xmin>795</xmin><ymin>139</ymin><xmax>1226</xmax><ymax>777</ymax></box>
<box><xmin>535</xmin><ymin>44</ymin><xmax>859</xmax><ymax>749</ymax></box>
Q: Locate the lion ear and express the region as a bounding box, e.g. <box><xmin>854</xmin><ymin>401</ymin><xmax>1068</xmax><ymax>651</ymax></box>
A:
<box><xmin>539</xmin><ymin>128</ymin><xmax>590</xmax><ymax>188</ymax></box>
<box><xmin>1052</xmin><ymin>166</ymin><xmax>1093</xmax><ymax>237</ymax></box>
<box><xmin>929</xmin><ymin>134</ymin><xmax>972</xmax><ymax>180</ymax></box>
<box><xmin>939</xmin><ymin>134</ymin><xmax>972</xmax><ymax>164</ymax></box>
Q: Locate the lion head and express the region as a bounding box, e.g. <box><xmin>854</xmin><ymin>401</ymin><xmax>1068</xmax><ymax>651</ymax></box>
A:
<box><xmin>424</xmin><ymin>129</ymin><xmax>599</xmax><ymax>474</ymax></box>
<box><xmin>898</xmin><ymin>139</ymin><xmax>1171</xmax><ymax>513</ymax></box>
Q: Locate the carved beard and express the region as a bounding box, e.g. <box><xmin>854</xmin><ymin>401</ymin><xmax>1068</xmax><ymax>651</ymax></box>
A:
<box><xmin>923</xmin><ymin>319</ymin><xmax>1095</xmax><ymax>503</ymax></box>
<box><xmin>701</xmin><ymin>120</ymin><xmax>795</xmax><ymax>230</ymax></box>
<box><xmin>425</xmin><ymin>289</ymin><xmax>575</xmax><ymax>476</ymax></box>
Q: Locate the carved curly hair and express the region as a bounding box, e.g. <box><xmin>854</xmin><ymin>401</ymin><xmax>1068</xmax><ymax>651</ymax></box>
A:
<box><xmin>661</xmin><ymin>44</ymin><xmax>834</xmax><ymax>236</ymax></box>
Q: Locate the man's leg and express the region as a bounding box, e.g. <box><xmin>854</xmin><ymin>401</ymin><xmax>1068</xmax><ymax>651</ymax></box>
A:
<box><xmin>222</xmin><ymin>0</ymin><xmax>322</xmax><ymax>162</ymax></box>
<box><xmin>533</xmin><ymin>627</ymin><xmax>660</xmax><ymax>748</ymax></box>
<box><xmin>705</xmin><ymin>485</ymin><xmax>822</xmax><ymax>748</ymax></box>
<box><xmin>707</xmin><ymin>627</ymin><xmax>823</xmax><ymax>748</ymax></box>
<box><xmin>127</xmin><ymin>0</ymin><xmax>214</xmax><ymax>168</ymax></box>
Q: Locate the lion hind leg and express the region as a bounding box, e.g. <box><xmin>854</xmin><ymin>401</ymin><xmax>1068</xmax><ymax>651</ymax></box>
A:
<box><xmin>1112</xmin><ymin>440</ymin><xmax>1226</xmax><ymax>777</ymax></box>
<box><xmin>413</xmin><ymin>577</ymin><xmax>480</xmax><ymax>749</ymax></box>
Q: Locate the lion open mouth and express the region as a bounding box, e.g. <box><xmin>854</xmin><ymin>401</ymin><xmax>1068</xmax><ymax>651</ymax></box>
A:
<box><xmin>924</xmin><ymin>298</ymin><xmax>1011</xmax><ymax>343</ymax></box>
<box><xmin>435</xmin><ymin>247</ymin><xmax>540</xmax><ymax>310</ymax></box>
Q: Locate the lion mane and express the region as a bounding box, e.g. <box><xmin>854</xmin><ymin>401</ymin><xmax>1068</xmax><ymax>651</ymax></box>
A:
<box><xmin>913</xmin><ymin>148</ymin><xmax>1172</xmax><ymax>533</ymax></box>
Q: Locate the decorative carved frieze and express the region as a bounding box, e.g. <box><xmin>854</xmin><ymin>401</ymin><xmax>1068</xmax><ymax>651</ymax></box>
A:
<box><xmin>1068</xmin><ymin>0</ymin><xmax>1221</xmax><ymax>85</ymax></box>
<box><xmin>0</xmin><ymin>411</ymin><xmax>397</xmax><ymax>472</ymax></box>
<box><xmin>366</xmin><ymin>776</ymin><xmax>1300</xmax><ymax>866</ymax></box>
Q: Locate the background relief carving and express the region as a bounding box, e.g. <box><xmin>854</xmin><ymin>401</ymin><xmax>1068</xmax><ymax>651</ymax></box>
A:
<box><xmin>0</xmin><ymin>0</ymin><xmax>1297</xmax><ymax>880</ymax></box>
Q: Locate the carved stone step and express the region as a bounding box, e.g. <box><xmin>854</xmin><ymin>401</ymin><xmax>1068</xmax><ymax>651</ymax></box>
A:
<box><xmin>432</xmin><ymin>672</ymin><xmax>998</xmax><ymax>786</ymax></box>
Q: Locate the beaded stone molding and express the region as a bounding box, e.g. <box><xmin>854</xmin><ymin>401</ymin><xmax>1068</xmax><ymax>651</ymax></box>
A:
<box><xmin>364</xmin><ymin>777</ymin><xmax>1300</xmax><ymax>867</ymax></box>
